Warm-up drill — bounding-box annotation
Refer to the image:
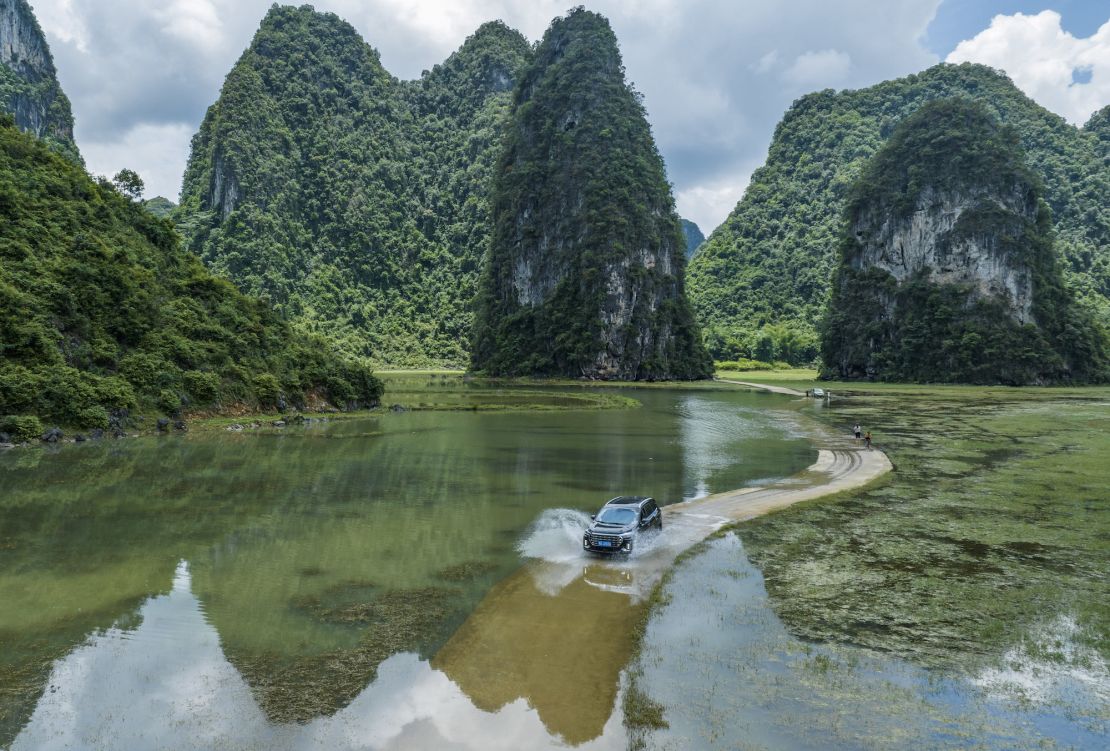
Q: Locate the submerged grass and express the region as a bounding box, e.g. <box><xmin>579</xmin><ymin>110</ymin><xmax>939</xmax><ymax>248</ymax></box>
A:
<box><xmin>731</xmin><ymin>382</ymin><xmax>1110</xmax><ymax>672</ymax></box>
<box><xmin>233</xmin><ymin>584</ymin><xmax>461</xmax><ymax>724</ymax></box>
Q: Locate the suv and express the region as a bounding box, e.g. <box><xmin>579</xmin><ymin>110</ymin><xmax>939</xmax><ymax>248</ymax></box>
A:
<box><xmin>582</xmin><ymin>496</ymin><xmax>662</xmax><ymax>555</ymax></box>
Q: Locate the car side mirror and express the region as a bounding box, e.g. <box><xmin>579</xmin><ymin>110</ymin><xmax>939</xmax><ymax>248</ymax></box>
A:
<box><xmin>590</xmin><ymin>514</ymin><xmax>595</xmax><ymax>520</ymax></box>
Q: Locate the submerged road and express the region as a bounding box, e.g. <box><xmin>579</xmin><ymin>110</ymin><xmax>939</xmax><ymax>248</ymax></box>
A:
<box><xmin>660</xmin><ymin>447</ymin><xmax>892</xmax><ymax>552</ymax></box>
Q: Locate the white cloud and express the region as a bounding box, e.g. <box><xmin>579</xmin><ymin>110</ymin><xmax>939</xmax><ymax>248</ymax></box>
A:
<box><xmin>81</xmin><ymin>122</ymin><xmax>197</xmax><ymax>201</ymax></box>
<box><xmin>783</xmin><ymin>49</ymin><xmax>852</xmax><ymax>86</ymax></box>
<box><xmin>676</xmin><ymin>171</ymin><xmax>759</xmax><ymax>238</ymax></box>
<box><xmin>751</xmin><ymin>50</ymin><xmax>779</xmax><ymax>74</ymax></box>
<box><xmin>947</xmin><ymin>11</ymin><xmax>1110</xmax><ymax>125</ymax></box>
<box><xmin>155</xmin><ymin>0</ymin><xmax>225</xmax><ymax>52</ymax></box>
<box><xmin>27</xmin><ymin>0</ymin><xmax>88</xmax><ymax>52</ymax></box>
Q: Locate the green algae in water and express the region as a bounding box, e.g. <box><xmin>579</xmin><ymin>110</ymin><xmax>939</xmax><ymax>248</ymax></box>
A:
<box><xmin>738</xmin><ymin>389</ymin><xmax>1110</xmax><ymax>673</ymax></box>
<box><xmin>634</xmin><ymin>533</ymin><xmax>1107</xmax><ymax>750</ymax></box>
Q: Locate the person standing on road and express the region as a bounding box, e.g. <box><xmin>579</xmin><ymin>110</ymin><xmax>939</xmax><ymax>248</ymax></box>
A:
<box><xmin>864</xmin><ymin>431</ymin><xmax>872</xmax><ymax>449</ymax></box>
<box><xmin>853</xmin><ymin>423</ymin><xmax>862</xmax><ymax>442</ymax></box>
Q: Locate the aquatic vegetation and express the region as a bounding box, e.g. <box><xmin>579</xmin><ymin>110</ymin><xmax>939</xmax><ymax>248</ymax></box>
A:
<box><xmin>232</xmin><ymin>585</ymin><xmax>462</xmax><ymax>724</ymax></box>
<box><xmin>435</xmin><ymin>560</ymin><xmax>500</xmax><ymax>582</ymax></box>
<box><xmin>737</xmin><ymin>387</ymin><xmax>1109</xmax><ymax>675</ymax></box>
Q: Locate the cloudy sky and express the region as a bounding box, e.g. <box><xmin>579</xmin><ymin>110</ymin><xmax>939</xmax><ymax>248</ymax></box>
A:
<box><xmin>29</xmin><ymin>0</ymin><xmax>1110</xmax><ymax>233</ymax></box>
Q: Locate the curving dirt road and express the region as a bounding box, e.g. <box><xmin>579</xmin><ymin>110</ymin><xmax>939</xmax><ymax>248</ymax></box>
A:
<box><xmin>658</xmin><ymin>447</ymin><xmax>892</xmax><ymax>552</ymax></box>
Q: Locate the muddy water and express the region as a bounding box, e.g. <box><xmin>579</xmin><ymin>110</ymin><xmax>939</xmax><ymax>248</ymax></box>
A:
<box><xmin>0</xmin><ymin>384</ymin><xmax>814</xmax><ymax>749</ymax></box>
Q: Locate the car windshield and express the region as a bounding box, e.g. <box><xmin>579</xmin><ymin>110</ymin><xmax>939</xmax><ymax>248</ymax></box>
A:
<box><xmin>596</xmin><ymin>507</ymin><xmax>636</xmax><ymax>525</ymax></box>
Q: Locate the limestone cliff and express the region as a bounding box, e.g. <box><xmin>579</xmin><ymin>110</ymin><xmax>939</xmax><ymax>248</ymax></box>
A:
<box><xmin>0</xmin><ymin>0</ymin><xmax>79</xmax><ymax>162</ymax></box>
<box><xmin>849</xmin><ymin>183</ymin><xmax>1037</xmax><ymax>324</ymax></box>
<box><xmin>822</xmin><ymin>99</ymin><xmax>1108</xmax><ymax>384</ymax></box>
<box><xmin>471</xmin><ymin>9</ymin><xmax>710</xmax><ymax>380</ymax></box>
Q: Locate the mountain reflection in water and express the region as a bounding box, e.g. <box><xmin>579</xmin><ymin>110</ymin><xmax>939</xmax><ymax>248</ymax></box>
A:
<box><xmin>13</xmin><ymin>562</ymin><xmax>628</xmax><ymax>751</ymax></box>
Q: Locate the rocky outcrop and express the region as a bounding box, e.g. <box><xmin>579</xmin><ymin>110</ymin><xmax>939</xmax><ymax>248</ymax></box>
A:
<box><xmin>822</xmin><ymin>99</ymin><xmax>1108</xmax><ymax>384</ymax></box>
<box><xmin>688</xmin><ymin>63</ymin><xmax>1110</xmax><ymax>358</ymax></box>
<box><xmin>849</xmin><ymin>184</ymin><xmax>1037</xmax><ymax>324</ymax></box>
<box><xmin>471</xmin><ymin>9</ymin><xmax>710</xmax><ymax>380</ymax></box>
<box><xmin>0</xmin><ymin>0</ymin><xmax>80</xmax><ymax>161</ymax></box>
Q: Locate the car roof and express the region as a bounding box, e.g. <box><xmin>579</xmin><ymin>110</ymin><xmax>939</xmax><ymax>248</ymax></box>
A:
<box><xmin>605</xmin><ymin>495</ymin><xmax>652</xmax><ymax>506</ymax></box>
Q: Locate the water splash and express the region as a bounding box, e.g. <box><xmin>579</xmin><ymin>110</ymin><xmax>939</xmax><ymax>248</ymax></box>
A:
<box><xmin>516</xmin><ymin>508</ymin><xmax>593</xmax><ymax>563</ymax></box>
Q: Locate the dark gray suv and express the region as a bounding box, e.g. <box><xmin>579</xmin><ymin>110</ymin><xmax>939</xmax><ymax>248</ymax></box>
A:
<box><xmin>582</xmin><ymin>496</ymin><xmax>662</xmax><ymax>555</ymax></box>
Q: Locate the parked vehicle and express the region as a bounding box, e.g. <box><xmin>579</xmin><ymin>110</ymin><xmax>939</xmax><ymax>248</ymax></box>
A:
<box><xmin>582</xmin><ymin>496</ymin><xmax>662</xmax><ymax>555</ymax></box>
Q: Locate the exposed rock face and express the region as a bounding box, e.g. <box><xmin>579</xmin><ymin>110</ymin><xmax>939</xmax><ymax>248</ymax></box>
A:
<box><xmin>0</xmin><ymin>0</ymin><xmax>79</xmax><ymax>161</ymax></box>
<box><xmin>472</xmin><ymin>9</ymin><xmax>710</xmax><ymax>380</ymax></box>
<box><xmin>688</xmin><ymin>63</ymin><xmax>1110</xmax><ymax>357</ymax></box>
<box><xmin>850</xmin><ymin>185</ymin><xmax>1036</xmax><ymax>324</ymax></box>
<box><xmin>822</xmin><ymin>99</ymin><xmax>1108</xmax><ymax>384</ymax></box>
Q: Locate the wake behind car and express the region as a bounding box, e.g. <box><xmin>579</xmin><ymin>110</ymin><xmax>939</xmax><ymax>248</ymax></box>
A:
<box><xmin>583</xmin><ymin>496</ymin><xmax>662</xmax><ymax>555</ymax></box>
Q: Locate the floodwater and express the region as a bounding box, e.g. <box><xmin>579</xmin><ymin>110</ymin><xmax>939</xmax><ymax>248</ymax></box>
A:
<box><xmin>5</xmin><ymin>380</ymin><xmax>1105</xmax><ymax>750</ymax></box>
<box><xmin>634</xmin><ymin>533</ymin><xmax>1108</xmax><ymax>750</ymax></box>
<box><xmin>0</xmin><ymin>384</ymin><xmax>813</xmax><ymax>749</ymax></box>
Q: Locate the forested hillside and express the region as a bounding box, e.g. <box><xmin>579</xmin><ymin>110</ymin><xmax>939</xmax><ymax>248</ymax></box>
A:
<box><xmin>471</xmin><ymin>9</ymin><xmax>710</xmax><ymax>380</ymax></box>
<box><xmin>0</xmin><ymin>116</ymin><xmax>381</xmax><ymax>436</ymax></box>
<box><xmin>179</xmin><ymin>7</ymin><xmax>532</xmax><ymax>367</ymax></box>
<box><xmin>822</xmin><ymin>100</ymin><xmax>1108</xmax><ymax>384</ymax></box>
<box><xmin>689</xmin><ymin>63</ymin><xmax>1110</xmax><ymax>364</ymax></box>
<box><xmin>0</xmin><ymin>0</ymin><xmax>81</xmax><ymax>163</ymax></box>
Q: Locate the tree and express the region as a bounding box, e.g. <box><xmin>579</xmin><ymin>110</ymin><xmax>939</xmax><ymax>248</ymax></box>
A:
<box><xmin>112</xmin><ymin>169</ymin><xmax>145</xmax><ymax>201</ymax></box>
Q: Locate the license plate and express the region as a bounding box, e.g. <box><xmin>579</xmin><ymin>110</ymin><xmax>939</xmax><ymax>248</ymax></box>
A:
<box><xmin>596</xmin><ymin>540</ymin><xmax>612</xmax><ymax>547</ymax></box>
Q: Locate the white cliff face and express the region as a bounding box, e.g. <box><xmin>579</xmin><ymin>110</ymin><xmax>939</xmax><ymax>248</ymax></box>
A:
<box><xmin>0</xmin><ymin>0</ymin><xmax>50</xmax><ymax>77</ymax></box>
<box><xmin>0</xmin><ymin>0</ymin><xmax>76</xmax><ymax>145</ymax></box>
<box><xmin>851</xmin><ymin>184</ymin><xmax>1036</xmax><ymax>324</ymax></box>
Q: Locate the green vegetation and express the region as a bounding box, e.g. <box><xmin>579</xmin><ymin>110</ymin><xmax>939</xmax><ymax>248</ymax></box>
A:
<box><xmin>0</xmin><ymin>0</ymin><xmax>81</xmax><ymax>164</ymax></box>
<box><xmin>471</xmin><ymin>9</ymin><xmax>710</xmax><ymax>380</ymax></box>
<box><xmin>822</xmin><ymin>99</ymin><xmax>1109</xmax><ymax>384</ymax></box>
<box><xmin>737</xmin><ymin>384</ymin><xmax>1110</xmax><ymax>677</ymax></box>
<box><xmin>142</xmin><ymin>196</ymin><xmax>176</xmax><ymax>218</ymax></box>
<box><xmin>689</xmin><ymin>63</ymin><xmax>1110</xmax><ymax>363</ymax></box>
<box><xmin>0</xmin><ymin>115</ymin><xmax>381</xmax><ymax>431</ymax></box>
<box><xmin>179</xmin><ymin>6</ymin><xmax>532</xmax><ymax>367</ymax></box>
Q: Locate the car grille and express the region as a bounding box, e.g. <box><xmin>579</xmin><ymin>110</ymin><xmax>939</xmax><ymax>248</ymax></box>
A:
<box><xmin>587</xmin><ymin>533</ymin><xmax>624</xmax><ymax>548</ymax></box>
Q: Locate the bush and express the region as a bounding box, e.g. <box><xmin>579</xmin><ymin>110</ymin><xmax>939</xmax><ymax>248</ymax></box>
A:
<box><xmin>75</xmin><ymin>405</ymin><xmax>110</xmax><ymax>430</ymax></box>
<box><xmin>1</xmin><ymin>415</ymin><xmax>43</xmax><ymax>442</ymax></box>
<box><xmin>183</xmin><ymin>370</ymin><xmax>221</xmax><ymax>404</ymax></box>
<box><xmin>715</xmin><ymin>359</ymin><xmax>774</xmax><ymax>371</ymax></box>
<box><xmin>252</xmin><ymin>373</ymin><xmax>282</xmax><ymax>406</ymax></box>
<box><xmin>157</xmin><ymin>389</ymin><xmax>182</xmax><ymax>415</ymax></box>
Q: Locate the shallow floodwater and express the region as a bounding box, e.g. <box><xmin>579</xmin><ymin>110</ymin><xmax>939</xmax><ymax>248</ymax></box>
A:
<box><xmin>634</xmin><ymin>533</ymin><xmax>1107</xmax><ymax>750</ymax></box>
<box><xmin>0</xmin><ymin>384</ymin><xmax>813</xmax><ymax>749</ymax></box>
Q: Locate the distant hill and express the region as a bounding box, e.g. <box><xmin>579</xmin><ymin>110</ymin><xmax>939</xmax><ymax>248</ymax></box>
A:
<box><xmin>688</xmin><ymin>63</ymin><xmax>1110</xmax><ymax>363</ymax></box>
<box><xmin>680</xmin><ymin>218</ymin><xmax>704</xmax><ymax>259</ymax></box>
<box><xmin>0</xmin><ymin>0</ymin><xmax>81</xmax><ymax>163</ymax></box>
<box><xmin>822</xmin><ymin>99</ymin><xmax>1108</xmax><ymax>384</ymax></box>
<box><xmin>143</xmin><ymin>196</ymin><xmax>176</xmax><ymax>218</ymax></box>
<box><xmin>179</xmin><ymin>7</ymin><xmax>532</xmax><ymax>367</ymax></box>
<box><xmin>470</xmin><ymin>9</ymin><xmax>710</xmax><ymax>380</ymax></box>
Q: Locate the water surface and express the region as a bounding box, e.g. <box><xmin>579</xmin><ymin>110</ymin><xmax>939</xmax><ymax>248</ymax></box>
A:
<box><xmin>1</xmin><ymin>383</ymin><xmax>813</xmax><ymax>748</ymax></box>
